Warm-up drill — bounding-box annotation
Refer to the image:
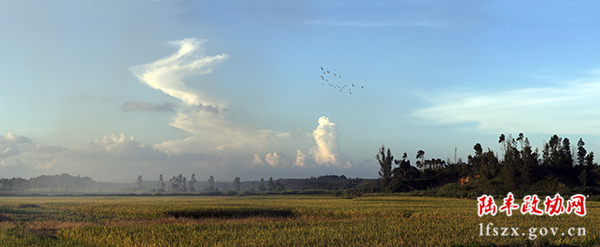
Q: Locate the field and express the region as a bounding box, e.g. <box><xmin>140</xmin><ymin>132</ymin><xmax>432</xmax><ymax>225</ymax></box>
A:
<box><xmin>0</xmin><ymin>194</ymin><xmax>599</xmax><ymax>246</ymax></box>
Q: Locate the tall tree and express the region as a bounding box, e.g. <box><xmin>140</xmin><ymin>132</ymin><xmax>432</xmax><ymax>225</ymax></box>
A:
<box><xmin>259</xmin><ymin>178</ymin><xmax>266</xmax><ymax>191</ymax></box>
<box><xmin>205</xmin><ymin>175</ymin><xmax>215</xmax><ymax>191</ymax></box>
<box><xmin>416</xmin><ymin>150</ymin><xmax>425</xmax><ymax>170</ymax></box>
<box><xmin>585</xmin><ymin>152</ymin><xmax>595</xmax><ymax>167</ymax></box>
<box><xmin>188</xmin><ymin>173</ymin><xmax>197</xmax><ymax>192</ymax></box>
<box><xmin>577</xmin><ymin>138</ymin><xmax>587</xmax><ymax>167</ymax></box>
<box><xmin>561</xmin><ymin>138</ymin><xmax>573</xmax><ymax>171</ymax></box>
<box><xmin>376</xmin><ymin>145</ymin><xmax>393</xmax><ymax>187</ymax></box>
<box><xmin>136</xmin><ymin>175</ymin><xmax>144</xmax><ymax>189</ymax></box>
<box><xmin>393</xmin><ymin>152</ymin><xmax>412</xmax><ymax>180</ymax></box>
<box><xmin>158</xmin><ymin>174</ymin><xmax>165</xmax><ymax>192</ymax></box>
<box><xmin>520</xmin><ymin>137</ymin><xmax>539</xmax><ymax>185</ymax></box>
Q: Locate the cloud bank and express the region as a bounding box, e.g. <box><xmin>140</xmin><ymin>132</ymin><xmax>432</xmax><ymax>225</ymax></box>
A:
<box><xmin>411</xmin><ymin>75</ymin><xmax>600</xmax><ymax>136</ymax></box>
<box><xmin>0</xmin><ymin>132</ymin><xmax>66</xmax><ymax>172</ymax></box>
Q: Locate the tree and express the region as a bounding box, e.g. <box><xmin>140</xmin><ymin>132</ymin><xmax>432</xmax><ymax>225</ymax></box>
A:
<box><xmin>376</xmin><ymin>145</ymin><xmax>393</xmax><ymax>187</ymax></box>
<box><xmin>259</xmin><ymin>178</ymin><xmax>266</xmax><ymax>191</ymax></box>
<box><xmin>205</xmin><ymin>175</ymin><xmax>215</xmax><ymax>191</ymax></box>
<box><xmin>585</xmin><ymin>152</ymin><xmax>595</xmax><ymax>167</ymax></box>
<box><xmin>233</xmin><ymin>177</ymin><xmax>241</xmax><ymax>191</ymax></box>
<box><xmin>136</xmin><ymin>175</ymin><xmax>143</xmax><ymax>189</ymax></box>
<box><xmin>520</xmin><ymin>137</ymin><xmax>539</xmax><ymax>185</ymax></box>
<box><xmin>268</xmin><ymin>177</ymin><xmax>276</xmax><ymax>191</ymax></box>
<box><xmin>393</xmin><ymin>152</ymin><xmax>412</xmax><ymax>180</ymax></box>
<box><xmin>188</xmin><ymin>173</ymin><xmax>197</xmax><ymax>192</ymax></box>
<box><xmin>416</xmin><ymin>150</ymin><xmax>425</xmax><ymax>170</ymax></box>
<box><xmin>169</xmin><ymin>174</ymin><xmax>187</xmax><ymax>192</ymax></box>
<box><xmin>250</xmin><ymin>181</ymin><xmax>255</xmax><ymax>191</ymax></box>
<box><xmin>158</xmin><ymin>174</ymin><xmax>165</xmax><ymax>192</ymax></box>
<box><xmin>577</xmin><ymin>138</ymin><xmax>587</xmax><ymax>167</ymax></box>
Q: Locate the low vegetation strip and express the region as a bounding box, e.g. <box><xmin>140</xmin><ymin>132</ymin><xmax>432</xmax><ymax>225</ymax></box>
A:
<box><xmin>164</xmin><ymin>207</ymin><xmax>295</xmax><ymax>219</ymax></box>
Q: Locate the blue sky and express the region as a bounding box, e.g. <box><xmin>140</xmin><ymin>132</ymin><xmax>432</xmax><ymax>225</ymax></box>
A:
<box><xmin>2</xmin><ymin>0</ymin><xmax>600</xmax><ymax>182</ymax></box>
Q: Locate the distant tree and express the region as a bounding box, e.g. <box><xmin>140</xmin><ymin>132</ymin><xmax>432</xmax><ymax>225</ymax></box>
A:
<box><xmin>259</xmin><ymin>178</ymin><xmax>266</xmax><ymax>191</ymax></box>
<box><xmin>561</xmin><ymin>138</ymin><xmax>573</xmax><ymax>170</ymax></box>
<box><xmin>169</xmin><ymin>174</ymin><xmax>187</xmax><ymax>192</ymax></box>
<box><xmin>205</xmin><ymin>175</ymin><xmax>215</xmax><ymax>191</ymax></box>
<box><xmin>516</xmin><ymin>133</ymin><xmax>525</xmax><ymax>150</ymax></box>
<box><xmin>250</xmin><ymin>181</ymin><xmax>255</xmax><ymax>191</ymax></box>
<box><xmin>268</xmin><ymin>177</ymin><xmax>276</xmax><ymax>191</ymax></box>
<box><xmin>136</xmin><ymin>175</ymin><xmax>143</xmax><ymax>189</ymax></box>
<box><xmin>376</xmin><ymin>145</ymin><xmax>393</xmax><ymax>187</ymax></box>
<box><xmin>178</xmin><ymin>174</ymin><xmax>187</xmax><ymax>192</ymax></box>
<box><xmin>499</xmin><ymin>134</ymin><xmax>520</xmax><ymax>191</ymax></box>
<box><xmin>233</xmin><ymin>177</ymin><xmax>241</xmax><ymax>191</ymax></box>
<box><xmin>520</xmin><ymin>136</ymin><xmax>539</xmax><ymax>185</ymax></box>
<box><xmin>188</xmin><ymin>173</ymin><xmax>197</xmax><ymax>192</ymax></box>
<box><xmin>577</xmin><ymin>138</ymin><xmax>587</xmax><ymax>167</ymax></box>
<box><xmin>585</xmin><ymin>152</ymin><xmax>595</xmax><ymax>167</ymax></box>
<box><xmin>416</xmin><ymin>150</ymin><xmax>425</xmax><ymax>170</ymax></box>
<box><xmin>393</xmin><ymin>152</ymin><xmax>412</xmax><ymax>180</ymax></box>
<box><xmin>169</xmin><ymin>176</ymin><xmax>179</xmax><ymax>191</ymax></box>
<box><xmin>158</xmin><ymin>174</ymin><xmax>165</xmax><ymax>192</ymax></box>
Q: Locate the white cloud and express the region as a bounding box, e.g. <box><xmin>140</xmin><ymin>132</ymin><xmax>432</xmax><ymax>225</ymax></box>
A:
<box><xmin>129</xmin><ymin>38</ymin><xmax>228</xmax><ymax>106</ymax></box>
<box><xmin>411</xmin><ymin>76</ymin><xmax>600</xmax><ymax>136</ymax></box>
<box><xmin>69</xmin><ymin>133</ymin><xmax>169</xmax><ymax>162</ymax></box>
<box><xmin>265</xmin><ymin>152</ymin><xmax>291</xmax><ymax>168</ymax></box>
<box><xmin>0</xmin><ymin>132</ymin><xmax>32</xmax><ymax>158</ymax></box>
<box><xmin>154</xmin><ymin>108</ymin><xmax>313</xmax><ymax>155</ymax></box>
<box><xmin>0</xmin><ymin>132</ymin><xmax>67</xmax><ymax>175</ymax></box>
<box><xmin>252</xmin><ymin>153</ymin><xmax>264</xmax><ymax>166</ymax></box>
<box><xmin>294</xmin><ymin>149</ymin><xmax>307</xmax><ymax>167</ymax></box>
<box><xmin>308</xmin><ymin>116</ymin><xmax>349</xmax><ymax>167</ymax></box>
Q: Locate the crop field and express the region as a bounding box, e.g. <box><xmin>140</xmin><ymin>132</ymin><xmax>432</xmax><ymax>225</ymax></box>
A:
<box><xmin>0</xmin><ymin>194</ymin><xmax>599</xmax><ymax>246</ymax></box>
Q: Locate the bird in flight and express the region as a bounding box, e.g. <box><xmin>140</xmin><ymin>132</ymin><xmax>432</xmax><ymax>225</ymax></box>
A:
<box><xmin>319</xmin><ymin>66</ymin><xmax>356</xmax><ymax>95</ymax></box>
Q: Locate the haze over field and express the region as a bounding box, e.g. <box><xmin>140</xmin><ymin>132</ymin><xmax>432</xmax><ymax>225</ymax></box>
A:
<box><xmin>2</xmin><ymin>1</ymin><xmax>600</xmax><ymax>182</ymax></box>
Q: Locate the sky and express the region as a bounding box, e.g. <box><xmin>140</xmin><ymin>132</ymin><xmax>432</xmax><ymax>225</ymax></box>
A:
<box><xmin>2</xmin><ymin>0</ymin><xmax>600</xmax><ymax>182</ymax></box>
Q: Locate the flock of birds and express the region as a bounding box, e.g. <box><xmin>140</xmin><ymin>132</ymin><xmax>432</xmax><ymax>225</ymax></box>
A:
<box><xmin>319</xmin><ymin>66</ymin><xmax>363</xmax><ymax>95</ymax></box>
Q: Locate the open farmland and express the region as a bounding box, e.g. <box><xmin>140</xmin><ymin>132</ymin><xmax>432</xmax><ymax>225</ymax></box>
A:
<box><xmin>0</xmin><ymin>195</ymin><xmax>599</xmax><ymax>246</ymax></box>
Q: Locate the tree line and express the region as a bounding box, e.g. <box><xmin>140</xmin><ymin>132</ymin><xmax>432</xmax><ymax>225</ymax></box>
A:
<box><xmin>377</xmin><ymin>133</ymin><xmax>600</xmax><ymax>197</ymax></box>
<box><xmin>135</xmin><ymin>174</ymin><xmax>287</xmax><ymax>192</ymax></box>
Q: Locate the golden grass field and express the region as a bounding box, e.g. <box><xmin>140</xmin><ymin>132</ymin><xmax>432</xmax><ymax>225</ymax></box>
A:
<box><xmin>0</xmin><ymin>194</ymin><xmax>598</xmax><ymax>246</ymax></box>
